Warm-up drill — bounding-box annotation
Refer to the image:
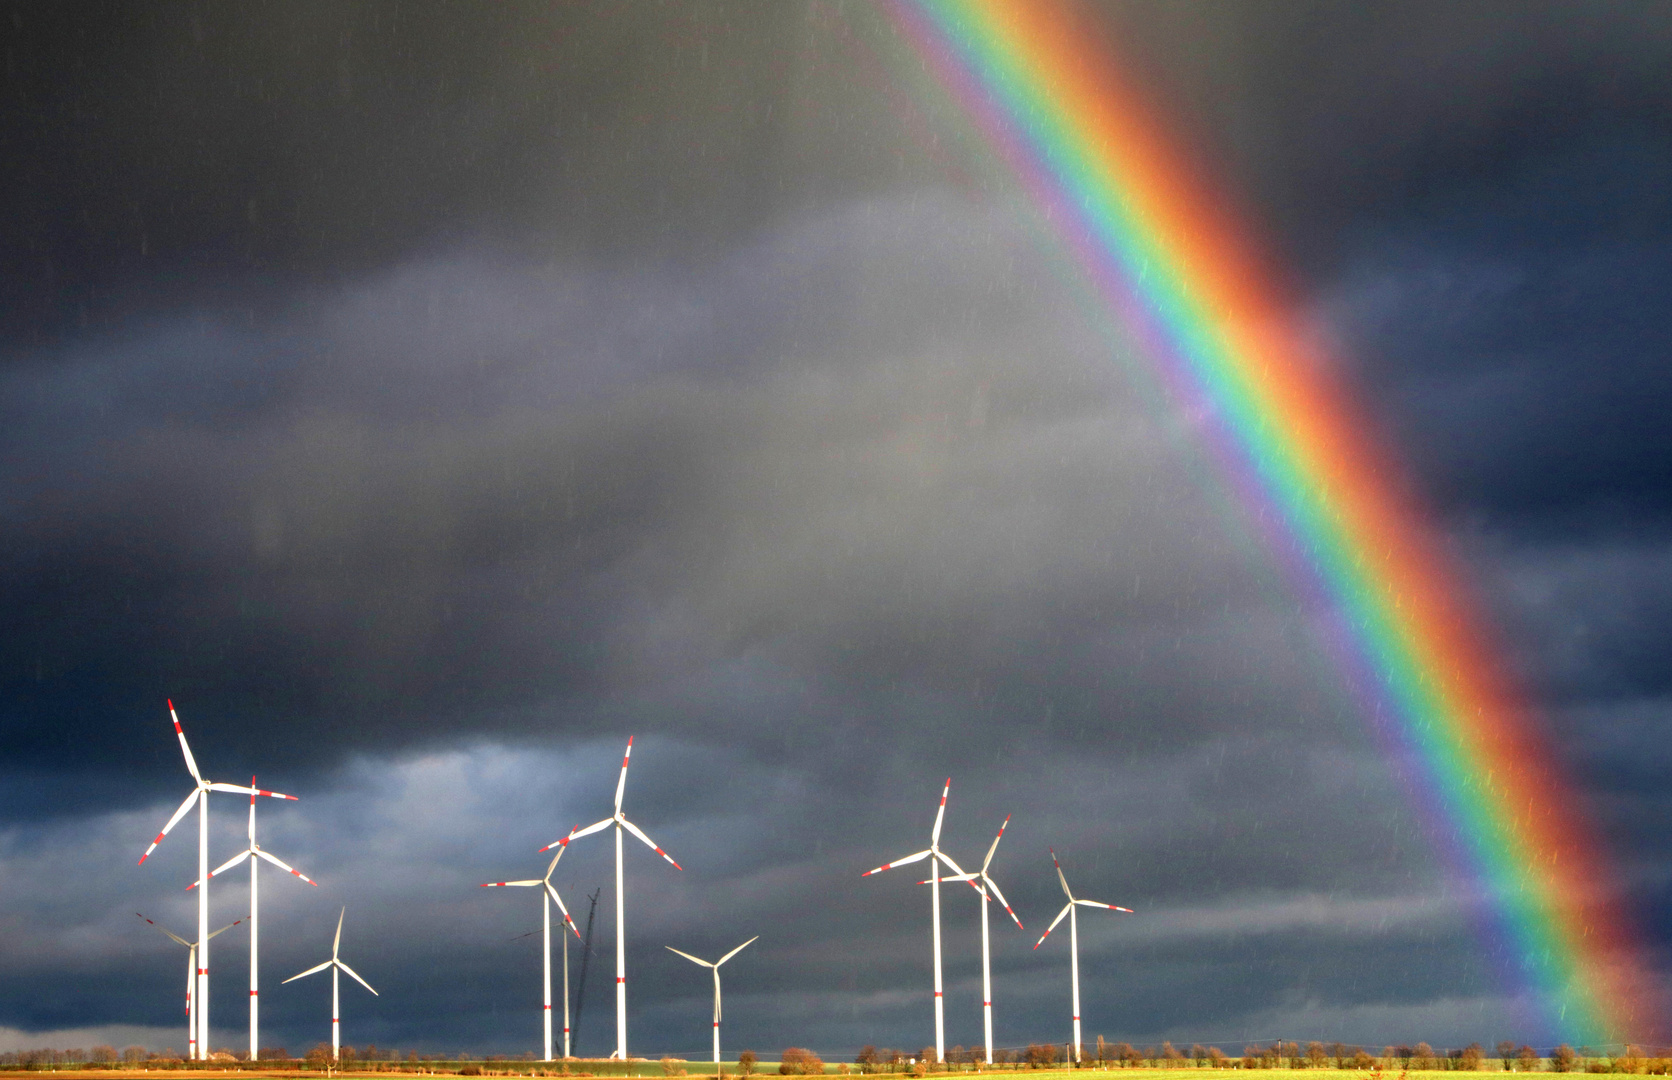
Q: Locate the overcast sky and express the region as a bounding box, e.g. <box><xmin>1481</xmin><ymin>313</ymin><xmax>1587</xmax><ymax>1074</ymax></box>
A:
<box><xmin>3</xmin><ymin>0</ymin><xmax>1671</xmax><ymax>1061</ymax></box>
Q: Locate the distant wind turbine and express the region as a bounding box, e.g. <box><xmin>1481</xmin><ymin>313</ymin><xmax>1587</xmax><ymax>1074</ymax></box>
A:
<box><xmin>861</xmin><ymin>779</ymin><xmax>969</xmax><ymax>1064</ymax></box>
<box><xmin>538</xmin><ymin>737</ymin><xmax>681</xmax><ymax>1061</ymax></box>
<box><xmin>283</xmin><ymin>908</ymin><xmax>378</xmax><ymax>1061</ymax></box>
<box><xmin>139</xmin><ymin>701</ymin><xmax>297</xmax><ymax>1059</ymax></box>
<box><xmin>482</xmin><ymin>826</ymin><xmax>585</xmax><ymax>1060</ymax></box>
<box><xmin>929</xmin><ymin>815</ymin><xmax>1024</xmax><ymax>1064</ymax></box>
<box><xmin>1032</xmin><ymin>848</ymin><xmax>1132</xmax><ymax>1064</ymax></box>
<box><xmin>189</xmin><ymin>777</ymin><xmax>319</xmax><ymax>1061</ymax></box>
<box><xmin>136</xmin><ymin>912</ymin><xmax>244</xmax><ymax>1061</ymax></box>
<box><xmin>665</xmin><ymin>936</ymin><xmax>758</xmax><ymax>1063</ymax></box>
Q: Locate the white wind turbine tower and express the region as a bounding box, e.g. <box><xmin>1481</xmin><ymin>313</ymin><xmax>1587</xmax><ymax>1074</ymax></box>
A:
<box><xmin>283</xmin><ymin>908</ymin><xmax>378</xmax><ymax>1061</ymax></box>
<box><xmin>861</xmin><ymin>778</ymin><xmax>970</xmax><ymax>1065</ymax></box>
<box><xmin>664</xmin><ymin>936</ymin><xmax>758</xmax><ymax>1064</ymax></box>
<box><xmin>136</xmin><ymin>912</ymin><xmax>244</xmax><ymax>1061</ymax></box>
<box><xmin>139</xmin><ymin>700</ymin><xmax>298</xmax><ymax>1059</ymax></box>
<box><xmin>930</xmin><ymin>815</ymin><xmax>1025</xmax><ymax>1064</ymax></box>
<box><xmin>1032</xmin><ymin>848</ymin><xmax>1132</xmax><ymax>1064</ymax></box>
<box><xmin>188</xmin><ymin>778</ymin><xmax>319</xmax><ymax>1061</ymax></box>
<box><xmin>482</xmin><ymin>825</ymin><xmax>585</xmax><ymax>1060</ymax></box>
<box><xmin>538</xmin><ymin>737</ymin><xmax>681</xmax><ymax>1061</ymax></box>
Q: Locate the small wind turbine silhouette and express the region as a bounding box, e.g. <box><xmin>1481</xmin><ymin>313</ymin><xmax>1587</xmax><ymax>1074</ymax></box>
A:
<box><xmin>283</xmin><ymin>908</ymin><xmax>377</xmax><ymax>1061</ymax></box>
<box><xmin>1032</xmin><ymin>849</ymin><xmax>1131</xmax><ymax>1064</ymax></box>
<box><xmin>188</xmin><ymin>778</ymin><xmax>318</xmax><ymax>1061</ymax></box>
<box><xmin>538</xmin><ymin>737</ymin><xmax>681</xmax><ymax>1061</ymax></box>
<box><xmin>665</xmin><ymin>936</ymin><xmax>758</xmax><ymax>1064</ymax></box>
<box><xmin>139</xmin><ymin>701</ymin><xmax>298</xmax><ymax>1059</ymax></box>
<box><xmin>929</xmin><ymin>815</ymin><xmax>1024</xmax><ymax>1064</ymax></box>
<box><xmin>136</xmin><ymin>912</ymin><xmax>243</xmax><ymax>1062</ymax></box>
<box><xmin>861</xmin><ymin>779</ymin><xmax>969</xmax><ymax>1064</ymax></box>
<box><xmin>483</xmin><ymin>826</ymin><xmax>584</xmax><ymax>1060</ymax></box>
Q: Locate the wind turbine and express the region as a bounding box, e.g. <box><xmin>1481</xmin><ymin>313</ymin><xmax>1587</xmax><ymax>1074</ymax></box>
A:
<box><xmin>860</xmin><ymin>779</ymin><xmax>970</xmax><ymax>1064</ymax></box>
<box><xmin>136</xmin><ymin>913</ymin><xmax>244</xmax><ymax>1062</ymax></box>
<box><xmin>1032</xmin><ymin>848</ymin><xmax>1132</xmax><ymax>1064</ymax></box>
<box><xmin>930</xmin><ymin>815</ymin><xmax>1025</xmax><ymax>1064</ymax></box>
<box><xmin>139</xmin><ymin>701</ymin><xmax>298</xmax><ymax>1059</ymax></box>
<box><xmin>537</xmin><ymin>737</ymin><xmax>681</xmax><ymax>1061</ymax></box>
<box><xmin>664</xmin><ymin>937</ymin><xmax>758</xmax><ymax>1064</ymax></box>
<box><xmin>282</xmin><ymin>908</ymin><xmax>377</xmax><ymax>1061</ymax></box>
<box><xmin>482</xmin><ymin>826</ymin><xmax>585</xmax><ymax>1060</ymax></box>
<box><xmin>188</xmin><ymin>778</ymin><xmax>319</xmax><ymax>1062</ymax></box>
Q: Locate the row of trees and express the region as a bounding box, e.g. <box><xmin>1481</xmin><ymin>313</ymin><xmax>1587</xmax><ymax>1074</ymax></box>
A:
<box><xmin>845</xmin><ymin>1041</ymin><xmax>1672</xmax><ymax>1073</ymax></box>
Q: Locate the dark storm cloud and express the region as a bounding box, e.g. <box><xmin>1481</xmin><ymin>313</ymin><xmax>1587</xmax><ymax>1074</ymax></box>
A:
<box><xmin>1088</xmin><ymin>0</ymin><xmax>1672</xmax><ymax>281</ymax></box>
<box><xmin>1</xmin><ymin>194</ymin><xmax>1357</xmax><ymax>799</ymax></box>
<box><xmin>0</xmin><ymin>0</ymin><xmax>937</xmax><ymax>346</ymax></box>
<box><xmin>1318</xmin><ymin>139</ymin><xmax>1672</xmax><ymax>532</ymax></box>
<box><xmin>5</xmin><ymin>0</ymin><xmax>1672</xmax><ymax>1058</ymax></box>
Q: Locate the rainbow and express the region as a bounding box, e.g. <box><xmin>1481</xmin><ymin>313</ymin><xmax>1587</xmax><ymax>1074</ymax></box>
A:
<box><xmin>889</xmin><ymin>0</ymin><xmax>1657</xmax><ymax>1046</ymax></box>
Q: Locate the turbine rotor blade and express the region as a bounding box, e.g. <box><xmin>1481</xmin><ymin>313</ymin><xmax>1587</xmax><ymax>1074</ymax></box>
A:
<box><xmin>665</xmin><ymin>946</ymin><xmax>712</xmax><ymax>968</ymax></box>
<box><xmin>982</xmin><ymin>875</ymin><xmax>1025</xmax><ymax>930</ymax></box>
<box><xmin>860</xmin><ymin>849</ymin><xmax>930</xmax><ymax>877</ymax></box>
<box><xmin>136</xmin><ymin>912</ymin><xmax>190</xmax><ymax>947</ymax></box>
<box><xmin>205</xmin><ymin>917</ymin><xmax>245</xmax><ymax>941</ymax></box>
<box><xmin>282</xmin><ymin>960</ymin><xmax>332</xmax><ymax>984</ymax></box>
<box><xmin>614</xmin><ymin>736</ymin><xmax>633</xmax><ymax>814</ymax></box>
<box><xmin>1034</xmin><ymin>901</ymin><xmax>1073</xmax><ymax>950</ymax></box>
<box><xmin>206</xmin><ymin>782</ymin><xmax>295</xmax><ymax>800</ymax></box>
<box><xmin>541</xmin><ymin>817</ymin><xmax>610</xmax><ymax>852</ymax></box>
<box><xmin>918</xmin><ymin>872</ymin><xmax>985</xmax><ymax>898</ymax></box>
<box><xmin>190</xmin><ymin>849</ymin><xmax>253</xmax><ymax>888</ymax></box>
<box><xmin>1076</xmin><ymin>899</ymin><xmax>1134</xmax><ymax>912</ymax></box>
<box><xmin>544</xmin><ymin>826</ymin><xmax>580</xmax><ymax>876</ymax></box>
<box><xmin>1049</xmin><ymin>847</ymin><xmax>1073</xmax><ymax>900</ymax></box>
<box><xmin>930</xmin><ymin>778</ymin><xmax>950</xmax><ymax>844</ymax></box>
<box><xmin>255</xmin><ymin>847</ymin><xmax>318</xmax><ymax>885</ymax></box>
<box><xmin>716</xmin><ymin>936</ymin><xmax>758</xmax><ymax>966</ymax></box>
<box><xmin>333</xmin><ymin>907</ymin><xmax>345</xmax><ymax>959</ymax></box>
<box><xmin>139</xmin><ymin>789</ymin><xmax>200</xmax><ymax>864</ymax></box>
<box><xmin>336</xmin><ymin>960</ymin><xmax>378</xmax><ymax>996</ymax></box>
<box><xmin>168</xmin><ymin>700</ymin><xmax>202</xmax><ymax>783</ymax></box>
<box><xmin>619</xmin><ymin>816</ymin><xmax>681</xmax><ymax>869</ymax></box>
<box><xmin>544</xmin><ymin>882</ymin><xmax>583</xmax><ymax>938</ymax></box>
<box><xmin>981</xmin><ymin>815</ymin><xmax>1011</xmax><ymax>872</ymax></box>
<box><xmin>935</xmin><ymin>850</ymin><xmax>970</xmax><ymax>879</ymax></box>
<box><xmin>481</xmin><ymin>880</ymin><xmax>543</xmax><ymax>888</ymax></box>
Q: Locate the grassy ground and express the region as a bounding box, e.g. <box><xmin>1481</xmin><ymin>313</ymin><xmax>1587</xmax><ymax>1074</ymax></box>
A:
<box><xmin>0</xmin><ymin>1068</ymin><xmax>1532</xmax><ymax>1079</ymax></box>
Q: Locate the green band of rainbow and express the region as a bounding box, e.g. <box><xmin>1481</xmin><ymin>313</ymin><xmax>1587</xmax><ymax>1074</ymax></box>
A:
<box><xmin>893</xmin><ymin>0</ymin><xmax>1657</xmax><ymax>1045</ymax></box>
